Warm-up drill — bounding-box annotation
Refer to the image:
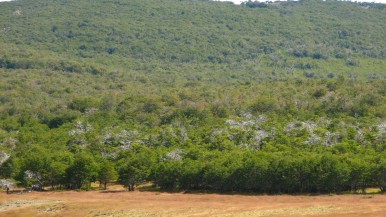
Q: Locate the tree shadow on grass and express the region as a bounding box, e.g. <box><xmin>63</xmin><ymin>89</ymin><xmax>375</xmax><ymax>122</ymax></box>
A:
<box><xmin>137</xmin><ymin>185</ymin><xmax>384</xmax><ymax>196</ymax></box>
<box><xmin>99</xmin><ymin>190</ymin><xmax>127</xmax><ymax>193</ymax></box>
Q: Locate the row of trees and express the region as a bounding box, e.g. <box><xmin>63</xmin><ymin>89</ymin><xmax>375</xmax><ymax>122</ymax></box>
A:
<box><xmin>153</xmin><ymin>151</ymin><xmax>386</xmax><ymax>193</ymax></box>
<box><xmin>2</xmin><ymin>143</ymin><xmax>384</xmax><ymax>193</ymax></box>
<box><xmin>1</xmin><ymin>146</ymin><xmax>114</xmax><ymax>190</ymax></box>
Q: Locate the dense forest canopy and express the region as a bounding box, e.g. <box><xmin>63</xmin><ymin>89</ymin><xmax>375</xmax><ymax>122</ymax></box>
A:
<box><xmin>0</xmin><ymin>0</ymin><xmax>385</xmax><ymax>193</ymax></box>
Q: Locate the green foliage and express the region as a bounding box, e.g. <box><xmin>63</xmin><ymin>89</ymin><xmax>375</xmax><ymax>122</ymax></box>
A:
<box><xmin>117</xmin><ymin>145</ymin><xmax>156</xmax><ymax>191</ymax></box>
<box><xmin>68</xmin><ymin>98</ymin><xmax>99</xmax><ymax>113</ymax></box>
<box><xmin>98</xmin><ymin>160</ymin><xmax>118</xmax><ymax>190</ymax></box>
<box><xmin>65</xmin><ymin>152</ymin><xmax>99</xmax><ymax>189</ymax></box>
<box><xmin>0</xmin><ymin>0</ymin><xmax>385</xmax><ymax>193</ymax></box>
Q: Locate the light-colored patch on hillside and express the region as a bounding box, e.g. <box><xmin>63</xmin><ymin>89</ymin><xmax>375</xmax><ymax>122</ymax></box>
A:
<box><xmin>13</xmin><ymin>9</ymin><xmax>22</xmax><ymax>16</ymax></box>
<box><xmin>0</xmin><ymin>199</ymin><xmax>62</xmax><ymax>212</ymax></box>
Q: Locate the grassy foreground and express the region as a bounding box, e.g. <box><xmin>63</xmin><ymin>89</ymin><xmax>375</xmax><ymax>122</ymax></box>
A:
<box><xmin>0</xmin><ymin>186</ymin><xmax>385</xmax><ymax>217</ymax></box>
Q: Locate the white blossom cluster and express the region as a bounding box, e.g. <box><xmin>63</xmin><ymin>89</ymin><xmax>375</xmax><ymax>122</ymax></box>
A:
<box><xmin>240</xmin><ymin>111</ymin><xmax>253</xmax><ymax>119</ymax></box>
<box><xmin>0</xmin><ymin>151</ymin><xmax>10</xmax><ymax>166</ymax></box>
<box><xmin>160</xmin><ymin>127</ymin><xmax>178</xmax><ymax>147</ymax></box>
<box><xmin>287</xmin><ymin>120</ymin><xmax>323</xmax><ymax>132</ymax></box>
<box><xmin>284</xmin><ymin>120</ymin><xmax>342</xmax><ymax>147</ymax></box>
<box><xmin>226</xmin><ymin>114</ymin><xmax>266</xmax><ymax>129</ymax></box>
<box><xmin>102</xmin><ymin>133</ymin><xmax>113</xmax><ymax>144</ymax></box>
<box><xmin>1</xmin><ymin>179</ymin><xmax>15</xmax><ymax>189</ymax></box>
<box><xmin>303</xmin><ymin>121</ymin><xmax>318</xmax><ymax>134</ymax></box>
<box><xmin>180</xmin><ymin>126</ymin><xmax>188</xmax><ymax>142</ymax></box>
<box><xmin>171</xmin><ymin>122</ymin><xmax>189</xmax><ymax>142</ymax></box>
<box><xmin>285</xmin><ymin>121</ymin><xmax>309</xmax><ymax>137</ymax></box>
<box><xmin>24</xmin><ymin>170</ymin><xmax>42</xmax><ymax>183</ymax></box>
<box><xmin>323</xmin><ymin>131</ymin><xmax>341</xmax><ymax>147</ymax></box>
<box><xmin>102</xmin><ymin>130</ymin><xmax>133</xmax><ymax>146</ymax></box>
<box><xmin>302</xmin><ymin>120</ymin><xmax>322</xmax><ymax>145</ymax></box>
<box><xmin>241</xmin><ymin>130</ymin><xmax>270</xmax><ymax>150</ymax></box>
<box><xmin>101</xmin><ymin>129</ymin><xmax>144</xmax><ymax>151</ymax></box>
<box><xmin>163</xmin><ymin>149</ymin><xmax>184</xmax><ymax>161</ymax></box>
<box><xmin>101</xmin><ymin>151</ymin><xmax>116</xmax><ymax>159</ymax></box>
<box><xmin>116</xmin><ymin>130</ymin><xmax>132</xmax><ymax>146</ymax></box>
<box><xmin>285</xmin><ymin>121</ymin><xmax>305</xmax><ymax>132</ymax></box>
<box><xmin>253</xmin><ymin>130</ymin><xmax>269</xmax><ymax>145</ymax></box>
<box><xmin>210</xmin><ymin>128</ymin><xmax>225</xmax><ymax>142</ymax></box>
<box><xmin>84</xmin><ymin>107</ymin><xmax>98</xmax><ymax>116</ymax></box>
<box><xmin>69</xmin><ymin>121</ymin><xmax>93</xmax><ymax>136</ymax></box>
<box><xmin>354</xmin><ymin>128</ymin><xmax>364</xmax><ymax>143</ymax></box>
<box><xmin>1</xmin><ymin>137</ymin><xmax>18</xmax><ymax>150</ymax></box>
<box><xmin>376</xmin><ymin>122</ymin><xmax>386</xmax><ymax>144</ymax></box>
<box><xmin>377</xmin><ymin>122</ymin><xmax>386</xmax><ymax>134</ymax></box>
<box><xmin>318</xmin><ymin>117</ymin><xmax>331</xmax><ymax>127</ymax></box>
<box><xmin>223</xmin><ymin>114</ymin><xmax>269</xmax><ymax>149</ymax></box>
<box><xmin>304</xmin><ymin>133</ymin><xmax>322</xmax><ymax>145</ymax></box>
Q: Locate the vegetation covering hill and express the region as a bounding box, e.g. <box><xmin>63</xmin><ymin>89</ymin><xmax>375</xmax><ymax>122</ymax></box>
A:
<box><xmin>0</xmin><ymin>0</ymin><xmax>385</xmax><ymax>193</ymax></box>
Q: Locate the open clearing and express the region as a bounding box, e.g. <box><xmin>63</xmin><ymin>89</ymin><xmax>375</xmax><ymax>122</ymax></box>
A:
<box><xmin>0</xmin><ymin>189</ymin><xmax>385</xmax><ymax>217</ymax></box>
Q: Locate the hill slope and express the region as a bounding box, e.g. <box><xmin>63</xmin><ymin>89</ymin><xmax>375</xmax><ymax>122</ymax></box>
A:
<box><xmin>1</xmin><ymin>0</ymin><xmax>386</xmax><ymax>75</ymax></box>
<box><xmin>0</xmin><ymin>0</ymin><xmax>385</xmax><ymax>193</ymax></box>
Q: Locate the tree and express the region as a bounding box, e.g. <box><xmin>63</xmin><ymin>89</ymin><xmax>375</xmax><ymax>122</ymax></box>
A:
<box><xmin>65</xmin><ymin>153</ymin><xmax>99</xmax><ymax>189</ymax></box>
<box><xmin>47</xmin><ymin>161</ymin><xmax>69</xmax><ymax>189</ymax></box>
<box><xmin>117</xmin><ymin>145</ymin><xmax>156</xmax><ymax>191</ymax></box>
<box><xmin>373</xmin><ymin>152</ymin><xmax>386</xmax><ymax>192</ymax></box>
<box><xmin>15</xmin><ymin>145</ymin><xmax>52</xmax><ymax>189</ymax></box>
<box><xmin>98</xmin><ymin>160</ymin><xmax>118</xmax><ymax>190</ymax></box>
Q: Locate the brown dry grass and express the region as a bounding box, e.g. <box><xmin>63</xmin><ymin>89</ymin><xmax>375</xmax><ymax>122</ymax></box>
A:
<box><xmin>0</xmin><ymin>187</ymin><xmax>385</xmax><ymax>217</ymax></box>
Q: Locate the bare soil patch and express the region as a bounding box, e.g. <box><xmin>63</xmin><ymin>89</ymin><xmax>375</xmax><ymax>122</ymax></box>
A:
<box><xmin>0</xmin><ymin>189</ymin><xmax>385</xmax><ymax>217</ymax></box>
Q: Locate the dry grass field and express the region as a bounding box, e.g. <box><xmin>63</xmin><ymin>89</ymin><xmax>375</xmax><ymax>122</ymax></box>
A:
<box><xmin>0</xmin><ymin>186</ymin><xmax>385</xmax><ymax>217</ymax></box>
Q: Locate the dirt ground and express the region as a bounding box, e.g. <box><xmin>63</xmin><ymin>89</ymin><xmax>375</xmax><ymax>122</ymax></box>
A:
<box><xmin>0</xmin><ymin>187</ymin><xmax>385</xmax><ymax>217</ymax></box>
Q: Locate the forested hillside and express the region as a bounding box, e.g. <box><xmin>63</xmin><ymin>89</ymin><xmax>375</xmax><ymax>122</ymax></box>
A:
<box><xmin>0</xmin><ymin>0</ymin><xmax>385</xmax><ymax>193</ymax></box>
